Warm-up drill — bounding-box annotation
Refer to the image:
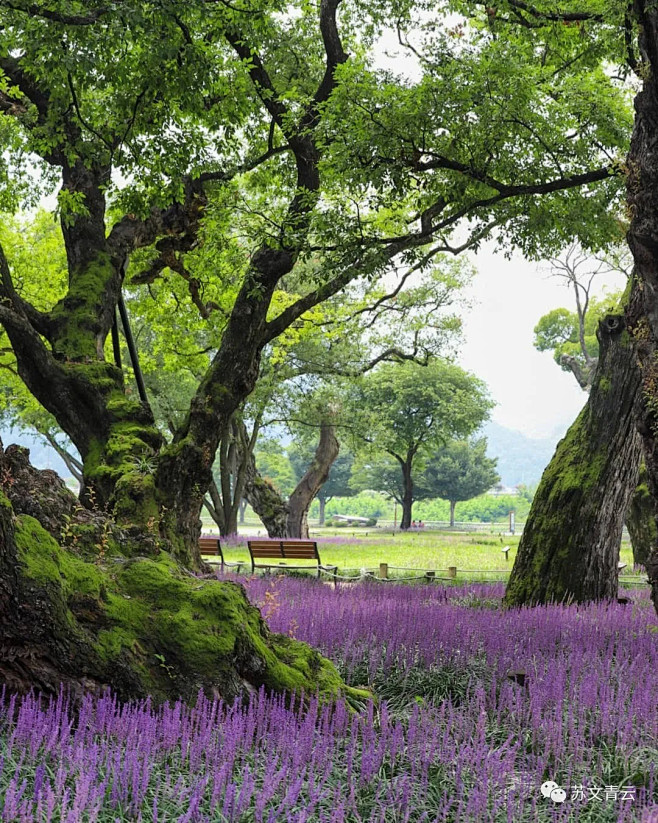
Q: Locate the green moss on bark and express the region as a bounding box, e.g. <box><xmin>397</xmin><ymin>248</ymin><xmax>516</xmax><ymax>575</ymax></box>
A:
<box><xmin>504</xmin><ymin>408</ymin><xmax>610</xmax><ymax>606</ymax></box>
<box><xmin>50</xmin><ymin>253</ymin><xmax>116</xmax><ymax>361</ymax></box>
<box><xmin>13</xmin><ymin>513</ymin><xmax>364</xmax><ymax>704</ymax></box>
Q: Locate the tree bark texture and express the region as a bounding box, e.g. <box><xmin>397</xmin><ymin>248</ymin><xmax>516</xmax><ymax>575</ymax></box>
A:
<box><xmin>504</xmin><ymin>312</ymin><xmax>643</xmax><ymax>606</ymax></box>
<box><xmin>0</xmin><ymin>440</ymin><xmax>359</xmax><ymax>704</ymax></box>
<box><xmin>399</xmin><ymin>460</ymin><xmax>414</xmax><ymax>530</ymax></box>
<box><xmin>287</xmin><ymin>426</ymin><xmax>339</xmax><ymax>539</ymax></box>
<box><xmin>625</xmin><ymin>464</ymin><xmax>656</xmax><ymax>568</ymax></box>
<box><xmin>554</xmin><ymin>292</ymin><xmax>651</xmax><ymax>567</ymax></box>
<box><xmin>625</xmin><ymin>6</ymin><xmax>658</xmax><ymax>615</ymax></box>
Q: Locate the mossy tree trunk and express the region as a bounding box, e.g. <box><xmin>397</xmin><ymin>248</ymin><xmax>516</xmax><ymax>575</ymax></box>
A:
<box><xmin>243</xmin><ymin>451</ymin><xmax>290</xmax><ymax>537</ymax></box>
<box><xmin>0</xmin><ymin>5</ymin><xmax>350</xmax><ymax>571</ymax></box>
<box><xmin>0</xmin><ymin>161</ymin><xmax>312</xmax><ymax>569</ymax></box>
<box><xmin>0</xmin><ymin>440</ymin><xmax>362</xmax><ymax>704</ymax></box>
<box><xmin>626</xmin><ymin>6</ymin><xmax>658</xmax><ymax>616</ymax></box>
<box><xmin>504</xmin><ymin>311</ymin><xmax>643</xmax><ymax>606</ymax></box>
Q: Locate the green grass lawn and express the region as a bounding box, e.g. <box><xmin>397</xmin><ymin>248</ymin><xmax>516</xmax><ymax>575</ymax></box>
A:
<box><xmin>210</xmin><ymin>525</ymin><xmax>641</xmax><ymax>583</ymax></box>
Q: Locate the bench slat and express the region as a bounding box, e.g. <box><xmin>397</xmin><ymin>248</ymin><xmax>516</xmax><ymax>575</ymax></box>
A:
<box><xmin>199</xmin><ymin>537</ymin><xmax>220</xmax><ymax>554</ymax></box>
<box><xmin>250</xmin><ymin>547</ymin><xmax>283</xmax><ymax>557</ymax></box>
<box><xmin>279</xmin><ymin>552</ymin><xmax>317</xmax><ymax>559</ymax></box>
<box><xmin>198</xmin><ymin>536</ymin><xmax>245</xmax><ymax>572</ymax></box>
<box><xmin>246</xmin><ymin>539</ymin><xmax>335</xmax><ymax>581</ymax></box>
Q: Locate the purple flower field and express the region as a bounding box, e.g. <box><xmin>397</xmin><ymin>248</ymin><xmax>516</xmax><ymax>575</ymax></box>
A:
<box><xmin>2</xmin><ymin>578</ymin><xmax>658</xmax><ymax>822</ymax></box>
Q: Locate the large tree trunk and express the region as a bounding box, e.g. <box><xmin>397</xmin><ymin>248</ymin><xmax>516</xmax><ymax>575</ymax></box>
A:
<box><xmin>399</xmin><ymin>460</ymin><xmax>414</xmax><ymax>530</ymax></box>
<box><xmin>0</xmin><ymin>158</ymin><xmax>310</xmax><ymax>569</ymax></box>
<box><xmin>625</xmin><ymin>464</ymin><xmax>655</xmax><ymax>568</ymax></box>
<box><xmin>626</xmin><ymin>7</ymin><xmax>658</xmax><ymax>616</ymax></box>
<box><xmin>505</xmin><ymin>310</ymin><xmax>643</xmax><ymax>606</ymax></box>
<box><xmin>287</xmin><ymin>425</ymin><xmax>339</xmax><ymax>539</ymax></box>
<box><xmin>0</xmin><ymin>440</ymin><xmax>360</xmax><ymax>704</ymax></box>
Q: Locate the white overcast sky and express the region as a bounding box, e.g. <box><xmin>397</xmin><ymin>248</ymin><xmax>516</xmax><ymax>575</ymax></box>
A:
<box><xmin>456</xmin><ymin>246</ymin><xmax>626</xmax><ymax>438</ymax></box>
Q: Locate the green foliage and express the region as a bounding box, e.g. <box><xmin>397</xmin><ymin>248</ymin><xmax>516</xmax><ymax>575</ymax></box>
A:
<box><xmin>0</xmin><ymin>0</ymin><xmax>638</xmax><ymax>546</ymax></box>
<box><xmin>350</xmin><ymin>360</ymin><xmax>493</xmax><ymax>463</ymax></box>
<box><xmin>418</xmin><ymin>438</ymin><xmax>500</xmax><ymax>506</ymax></box>
<box><xmin>320</xmin><ymin>490</ymin><xmax>532</xmax><ymax>522</ymax></box>
<box><xmin>254</xmin><ymin>439</ymin><xmax>297</xmax><ymax>498</ymax></box>
<box><xmin>350</xmin><ymin>453</ymin><xmax>406</xmax><ymax>504</ymax></box>
<box><xmin>415</xmin><ymin>494</ymin><xmax>531</xmax><ymax>523</ymax></box>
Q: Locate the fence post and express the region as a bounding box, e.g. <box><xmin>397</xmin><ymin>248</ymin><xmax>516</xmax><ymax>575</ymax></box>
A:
<box><xmin>448</xmin><ymin>566</ymin><xmax>457</xmax><ymax>579</ymax></box>
<box><xmin>379</xmin><ymin>563</ymin><xmax>389</xmax><ymax>579</ymax></box>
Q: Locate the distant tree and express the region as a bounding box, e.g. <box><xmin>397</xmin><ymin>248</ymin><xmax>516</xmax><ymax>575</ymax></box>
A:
<box><xmin>349</xmin><ymin>361</ymin><xmax>493</xmax><ymax>529</ymax></box>
<box><xmin>418</xmin><ymin>439</ymin><xmax>499</xmax><ymax>527</ymax></box>
<box><xmin>533</xmin><ymin>245</ymin><xmax>626</xmax><ymax>390</ymax></box>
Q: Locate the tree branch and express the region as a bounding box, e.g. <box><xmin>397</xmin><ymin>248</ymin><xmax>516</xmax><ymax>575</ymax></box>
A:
<box><xmin>265</xmin><ymin>218</ymin><xmax>499</xmax><ymax>343</ymax></box>
<box><xmin>0</xmin><ymin>1</ymin><xmax>111</xmax><ymax>25</ymax></box>
<box><xmin>309</xmin><ymin>0</ymin><xmax>347</xmax><ymax>109</ymax></box>
<box><xmin>224</xmin><ymin>31</ymin><xmax>290</xmax><ymax>134</ymax></box>
<box><xmin>0</xmin><ymin>55</ymin><xmax>52</xmax><ymax>124</ymax></box>
<box><xmin>42</xmin><ymin>431</ymin><xmax>83</xmax><ymax>482</ymax></box>
<box><xmin>197</xmin><ymin>144</ymin><xmax>290</xmax><ymax>184</ymax></box>
<box><xmin>505</xmin><ymin>0</ymin><xmax>603</xmax><ymax>23</ymax></box>
<box><xmin>0</xmin><ymin>241</ymin><xmax>52</xmax><ymax>337</ymax></box>
<box><xmin>106</xmin><ymin>180</ymin><xmax>207</xmax><ymax>262</ymax></box>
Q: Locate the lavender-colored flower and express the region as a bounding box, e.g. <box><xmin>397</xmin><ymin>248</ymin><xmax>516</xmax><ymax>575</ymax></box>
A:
<box><xmin>1</xmin><ymin>580</ymin><xmax>657</xmax><ymax>820</ymax></box>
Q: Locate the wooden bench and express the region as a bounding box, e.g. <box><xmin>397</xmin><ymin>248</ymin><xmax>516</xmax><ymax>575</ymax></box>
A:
<box><xmin>247</xmin><ymin>539</ymin><xmax>337</xmax><ymax>580</ymax></box>
<box><xmin>198</xmin><ymin>536</ymin><xmax>245</xmax><ymax>573</ymax></box>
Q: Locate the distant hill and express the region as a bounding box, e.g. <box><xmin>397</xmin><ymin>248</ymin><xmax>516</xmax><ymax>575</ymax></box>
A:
<box><xmin>480</xmin><ymin>421</ymin><xmax>566</xmax><ymax>487</ymax></box>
